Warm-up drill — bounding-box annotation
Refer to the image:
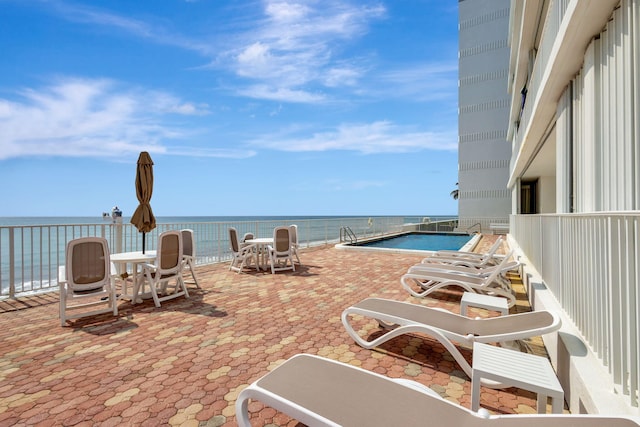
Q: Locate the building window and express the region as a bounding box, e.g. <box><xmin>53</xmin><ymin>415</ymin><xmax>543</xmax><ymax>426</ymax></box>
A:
<box><xmin>520</xmin><ymin>180</ymin><xmax>538</xmax><ymax>214</ymax></box>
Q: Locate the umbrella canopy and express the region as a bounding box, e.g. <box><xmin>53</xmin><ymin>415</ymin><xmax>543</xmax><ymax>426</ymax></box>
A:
<box><xmin>130</xmin><ymin>152</ymin><xmax>156</xmax><ymax>252</ymax></box>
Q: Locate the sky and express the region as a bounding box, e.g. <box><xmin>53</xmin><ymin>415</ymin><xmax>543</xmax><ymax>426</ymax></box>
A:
<box><xmin>0</xmin><ymin>0</ymin><xmax>460</xmax><ymax>217</ymax></box>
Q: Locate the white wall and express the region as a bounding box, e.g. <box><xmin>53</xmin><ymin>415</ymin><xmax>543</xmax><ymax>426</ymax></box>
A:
<box><xmin>458</xmin><ymin>0</ymin><xmax>512</xmax><ymax>225</ymax></box>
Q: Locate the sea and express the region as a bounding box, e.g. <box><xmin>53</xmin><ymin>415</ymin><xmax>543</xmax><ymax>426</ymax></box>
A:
<box><xmin>0</xmin><ymin>215</ymin><xmax>454</xmax><ymax>296</ymax></box>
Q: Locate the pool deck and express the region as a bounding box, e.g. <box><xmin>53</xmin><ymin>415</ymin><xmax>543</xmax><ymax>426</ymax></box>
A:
<box><xmin>0</xmin><ymin>235</ymin><xmax>561</xmax><ymax>426</ymax></box>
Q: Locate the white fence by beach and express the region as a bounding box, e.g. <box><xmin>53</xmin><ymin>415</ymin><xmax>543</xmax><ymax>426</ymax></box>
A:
<box><xmin>0</xmin><ymin>216</ymin><xmax>449</xmax><ymax>298</ymax></box>
<box><xmin>511</xmin><ymin>212</ymin><xmax>640</xmax><ymax>407</ymax></box>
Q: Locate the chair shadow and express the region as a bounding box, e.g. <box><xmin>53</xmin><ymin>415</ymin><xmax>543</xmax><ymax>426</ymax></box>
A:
<box><xmin>366</xmin><ymin>329</ymin><xmax>473</xmax><ymax>383</ymax></box>
<box><xmin>242</xmin><ymin>263</ymin><xmax>322</xmax><ymax>277</ymax></box>
<box><xmin>68</xmin><ymin>288</ymin><xmax>228</xmax><ymax>335</ymax></box>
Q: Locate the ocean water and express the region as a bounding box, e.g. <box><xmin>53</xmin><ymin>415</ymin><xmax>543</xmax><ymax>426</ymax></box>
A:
<box><xmin>1</xmin><ymin>215</ymin><xmax>453</xmax><ymax>296</ymax></box>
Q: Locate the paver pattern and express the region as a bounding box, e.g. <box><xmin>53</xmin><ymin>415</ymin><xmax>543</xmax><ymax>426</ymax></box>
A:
<box><xmin>0</xmin><ymin>235</ymin><xmax>560</xmax><ymax>426</ymax></box>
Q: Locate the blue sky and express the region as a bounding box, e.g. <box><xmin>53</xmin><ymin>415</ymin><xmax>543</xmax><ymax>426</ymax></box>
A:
<box><xmin>0</xmin><ymin>0</ymin><xmax>459</xmax><ymax>217</ymax></box>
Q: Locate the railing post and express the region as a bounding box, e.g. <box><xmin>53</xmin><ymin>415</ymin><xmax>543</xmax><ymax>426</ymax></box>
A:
<box><xmin>9</xmin><ymin>228</ymin><xmax>15</xmax><ymax>298</ymax></box>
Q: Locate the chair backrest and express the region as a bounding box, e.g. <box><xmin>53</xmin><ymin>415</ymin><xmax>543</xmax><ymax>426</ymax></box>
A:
<box><xmin>229</xmin><ymin>227</ymin><xmax>240</xmax><ymax>253</ymax></box>
<box><xmin>289</xmin><ymin>225</ymin><xmax>298</xmax><ymax>245</ymax></box>
<box><xmin>241</xmin><ymin>232</ymin><xmax>254</xmax><ymax>243</ymax></box>
<box><xmin>66</xmin><ymin>237</ymin><xmax>110</xmax><ymax>292</ymax></box>
<box><xmin>181</xmin><ymin>229</ymin><xmax>195</xmax><ymax>257</ymax></box>
<box><xmin>482</xmin><ymin>249</ymin><xmax>514</xmax><ymax>286</ymax></box>
<box><xmin>484</xmin><ymin>236</ymin><xmax>503</xmax><ymax>259</ymax></box>
<box><xmin>273</xmin><ymin>226</ymin><xmax>291</xmax><ymax>253</ymax></box>
<box><xmin>157</xmin><ymin>230</ymin><xmax>183</xmax><ymax>274</ymax></box>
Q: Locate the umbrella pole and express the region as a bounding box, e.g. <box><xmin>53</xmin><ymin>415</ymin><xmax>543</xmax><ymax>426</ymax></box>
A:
<box><xmin>142</xmin><ymin>232</ymin><xmax>146</xmax><ymax>254</ymax></box>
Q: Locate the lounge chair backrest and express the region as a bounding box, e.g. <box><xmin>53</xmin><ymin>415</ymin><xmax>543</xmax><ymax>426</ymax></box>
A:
<box><xmin>406</xmin><ymin>302</ymin><xmax>558</xmax><ymax>340</ymax></box>
<box><xmin>483</xmin><ymin>236</ymin><xmax>503</xmax><ymax>259</ymax></box>
<box><xmin>67</xmin><ymin>237</ymin><xmax>110</xmax><ymax>292</ymax></box>
<box><xmin>468</xmin><ymin>310</ymin><xmax>557</xmax><ymax>338</ymax></box>
<box><xmin>481</xmin><ymin>248</ymin><xmax>514</xmax><ymax>285</ymax></box>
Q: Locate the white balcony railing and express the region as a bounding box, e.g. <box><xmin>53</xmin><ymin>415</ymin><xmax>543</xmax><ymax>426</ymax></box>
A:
<box><xmin>512</xmin><ymin>212</ymin><xmax>640</xmax><ymax>407</ymax></box>
<box><xmin>511</xmin><ymin>0</ymin><xmax>570</xmax><ymax>171</ymax></box>
<box><xmin>0</xmin><ymin>216</ymin><xmax>437</xmax><ymax>298</ymax></box>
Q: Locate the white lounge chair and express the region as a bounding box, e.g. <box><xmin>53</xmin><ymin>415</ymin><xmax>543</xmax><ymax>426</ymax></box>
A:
<box><xmin>407</xmin><ymin>258</ymin><xmax>520</xmax><ymax>290</ymax></box>
<box><xmin>341</xmin><ymin>297</ymin><xmax>561</xmax><ymax>386</ymax></box>
<box><xmin>402</xmin><ymin>250</ymin><xmax>517</xmax><ymax>307</ymax></box>
<box><xmin>422</xmin><ymin>236</ymin><xmax>504</xmax><ymax>268</ymax></box>
<box><xmin>236</xmin><ymin>354</ymin><xmax>640</xmax><ymax>427</ymax></box>
<box><xmin>59</xmin><ymin>237</ymin><xmax>118</xmax><ymax>326</ymax></box>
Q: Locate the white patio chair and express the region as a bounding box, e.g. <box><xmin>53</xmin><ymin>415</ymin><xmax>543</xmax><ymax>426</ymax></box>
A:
<box><xmin>181</xmin><ymin>229</ymin><xmax>200</xmax><ymax>289</ymax></box>
<box><xmin>289</xmin><ymin>224</ymin><xmax>301</xmax><ymax>264</ymax></box>
<box><xmin>141</xmin><ymin>230</ymin><xmax>189</xmax><ymax>307</ymax></box>
<box><xmin>59</xmin><ymin>237</ymin><xmax>118</xmax><ymax>326</ymax></box>
<box><xmin>268</xmin><ymin>226</ymin><xmax>295</xmax><ymax>274</ymax></box>
<box><xmin>229</xmin><ymin>227</ymin><xmax>257</xmax><ymax>273</ymax></box>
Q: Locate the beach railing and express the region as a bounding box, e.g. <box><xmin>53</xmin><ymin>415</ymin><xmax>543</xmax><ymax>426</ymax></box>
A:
<box><xmin>0</xmin><ymin>216</ymin><xmax>423</xmax><ymax>297</ymax></box>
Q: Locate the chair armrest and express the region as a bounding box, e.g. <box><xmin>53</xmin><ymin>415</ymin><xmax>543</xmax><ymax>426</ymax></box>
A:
<box><xmin>141</xmin><ymin>262</ymin><xmax>158</xmax><ymax>272</ymax></box>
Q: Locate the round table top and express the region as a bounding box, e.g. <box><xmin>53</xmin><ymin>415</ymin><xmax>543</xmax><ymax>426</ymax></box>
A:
<box><xmin>111</xmin><ymin>250</ymin><xmax>157</xmax><ymax>263</ymax></box>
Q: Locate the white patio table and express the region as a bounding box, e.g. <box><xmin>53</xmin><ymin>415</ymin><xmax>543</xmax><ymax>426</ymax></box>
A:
<box><xmin>244</xmin><ymin>238</ymin><xmax>273</xmax><ymax>271</ymax></box>
<box><xmin>111</xmin><ymin>250</ymin><xmax>157</xmax><ymax>303</ymax></box>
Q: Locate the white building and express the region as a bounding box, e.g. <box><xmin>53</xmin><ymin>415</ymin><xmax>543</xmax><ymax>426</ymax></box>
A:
<box><xmin>458</xmin><ymin>0</ymin><xmax>512</xmax><ymax>232</ymax></box>
<box><xmin>484</xmin><ymin>0</ymin><xmax>640</xmax><ymax>415</ymax></box>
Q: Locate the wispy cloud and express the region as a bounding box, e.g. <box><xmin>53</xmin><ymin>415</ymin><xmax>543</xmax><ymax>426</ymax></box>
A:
<box><xmin>36</xmin><ymin>0</ymin><xmax>387</xmax><ymax>104</ymax></box>
<box><xmin>237</xmin><ymin>85</ymin><xmax>326</xmax><ymax>103</ymax></box>
<box><xmin>374</xmin><ymin>62</ymin><xmax>459</xmax><ymax>102</ymax></box>
<box><xmin>217</xmin><ymin>0</ymin><xmax>386</xmax><ymax>103</ymax></box>
<box><xmin>42</xmin><ymin>0</ymin><xmax>214</xmax><ymax>55</ymax></box>
<box><xmin>251</xmin><ymin>121</ymin><xmax>458</xmax><ymax>154</ymax></box>
<box><xmin>0</xmin><ymin>78</ymin><xmax>255</xmax><ymax>160</ymax></box>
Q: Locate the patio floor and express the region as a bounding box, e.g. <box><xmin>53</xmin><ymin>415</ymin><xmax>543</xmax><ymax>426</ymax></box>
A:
<box><xmin>0</xmin><ymin>235</ymin><xmax>562</xmax><ymax>426</ymax></box>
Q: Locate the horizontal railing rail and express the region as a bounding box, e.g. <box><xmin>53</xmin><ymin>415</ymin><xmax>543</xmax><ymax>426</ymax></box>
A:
<box><xmin>511</xmin><ymin>212</ymin><xmax>640</xmax><ymax>407</ymax></box>
<box><xmin>0</xmin><ymin>216</ymin><xmax>431</xmax><ymax>298</ymax></box>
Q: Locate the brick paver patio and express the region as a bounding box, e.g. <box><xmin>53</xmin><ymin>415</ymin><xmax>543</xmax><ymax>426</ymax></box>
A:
<box><xmin>0</xmin><ymin>235</ymin><xmax>559</xmax><ymax>426</ymax></box>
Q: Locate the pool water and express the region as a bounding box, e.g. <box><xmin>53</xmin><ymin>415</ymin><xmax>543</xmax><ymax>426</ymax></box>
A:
<box><xmin>354</xmin><ymin>232</ymin><xmax>474</xmax><ymax>252</ymax></box>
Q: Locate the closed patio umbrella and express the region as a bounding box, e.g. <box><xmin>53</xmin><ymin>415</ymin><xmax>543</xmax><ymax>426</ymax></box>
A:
<box><xmin>130</xmin><ymin>151</ymin><xmax>156</xmax><ymax>253</ymax></box>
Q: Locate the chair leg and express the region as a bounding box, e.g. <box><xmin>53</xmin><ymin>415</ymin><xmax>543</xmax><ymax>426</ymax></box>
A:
<box><xmin>144</xmin><ymin>271</ymin><xmax>162</xmax><ymax>308</ymax></box>
<box><xmin>269</xmin><ymin>251</ymin><xmax>275</xmax><ymax>274</ymax></box>
<box><xmin>190</xmin><ymin>265</ymin><xmax>200</xmax><ymax>288</ymax></box>
<box><xmin>185</xmin><ymin>260</ymin><xmax>200</xmax><ymax>288</ymax></box>
<box><xmin>59</xmin><ymin>292</ymin><xmax>66</xmax><ymax>326</ymax></box>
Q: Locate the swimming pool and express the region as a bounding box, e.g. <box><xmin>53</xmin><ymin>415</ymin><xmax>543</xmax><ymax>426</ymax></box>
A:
<box><xmin>337</xmin><ymin>232</ymin><xmax>479</xmax><ymax>255</ymax></box>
